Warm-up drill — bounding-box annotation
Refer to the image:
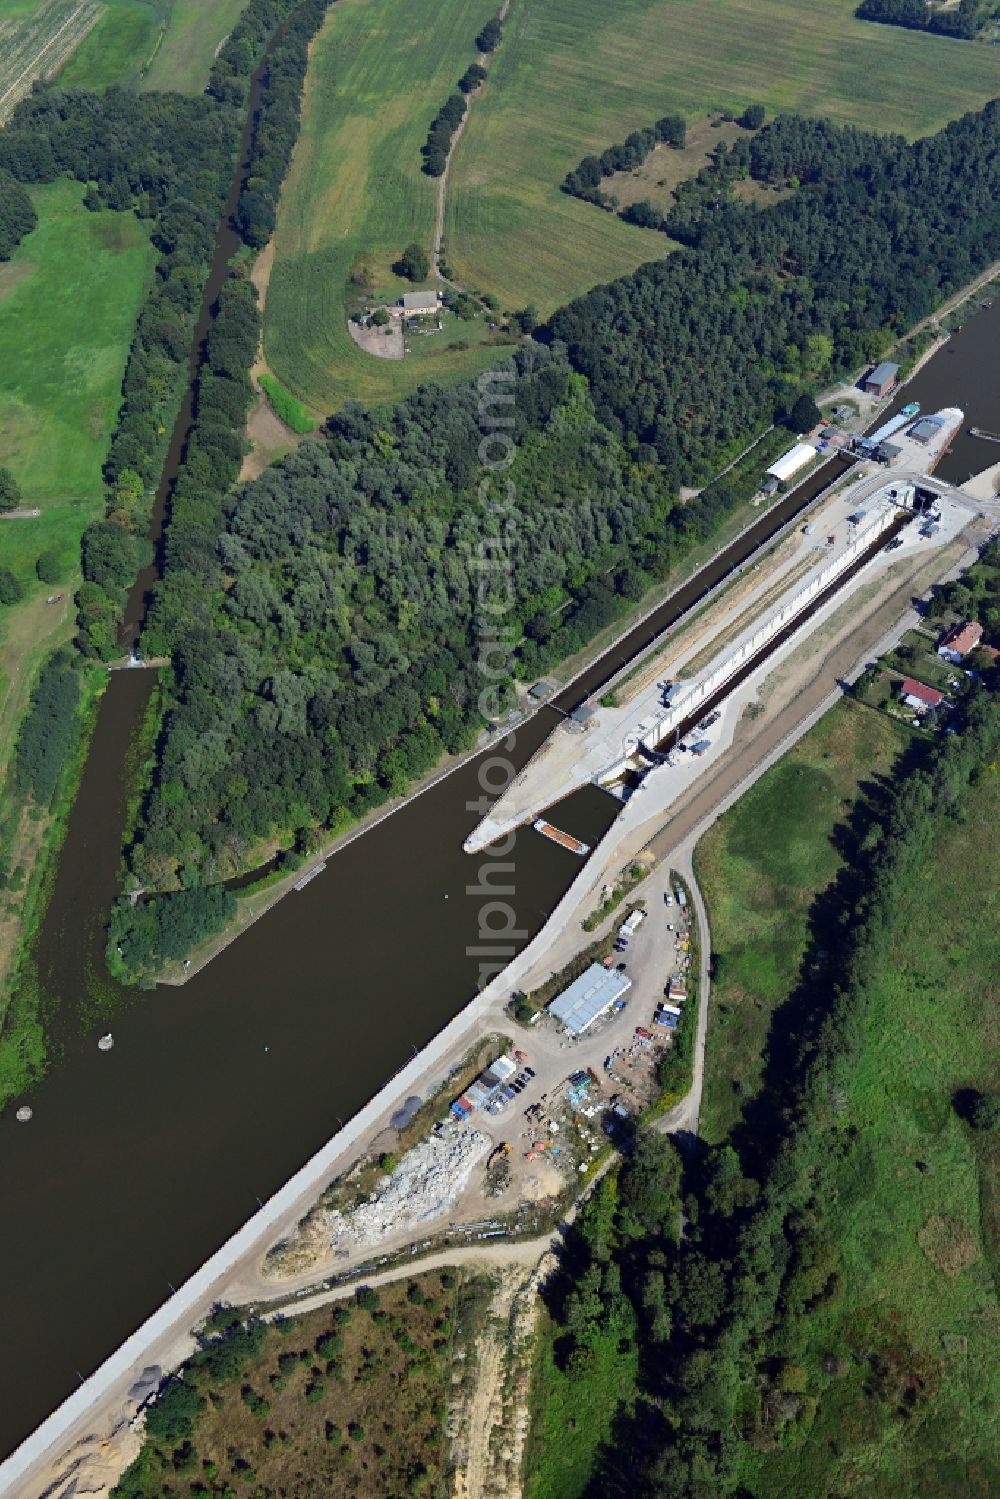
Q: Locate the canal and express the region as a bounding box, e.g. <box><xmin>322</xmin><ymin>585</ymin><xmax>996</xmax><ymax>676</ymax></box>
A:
<box><xmin>1</xmin><ymin>272</ymin><xmax>998</xmax><ymax>1455</ymax></box>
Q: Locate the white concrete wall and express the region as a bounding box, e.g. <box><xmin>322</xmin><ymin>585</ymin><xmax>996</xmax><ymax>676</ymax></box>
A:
<box><xmin>640</xmin><ymin>507</ymin><xmax>898</xmax><ymax>754</ymax></box>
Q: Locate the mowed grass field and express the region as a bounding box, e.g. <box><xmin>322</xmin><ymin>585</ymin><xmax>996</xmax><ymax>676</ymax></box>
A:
<box><xmin>140</xmin><ymin>0</ymin><xmax>247</xmax><ymax>93</ymax></box>
<box><xmin>445</xmin><ymin>0</ymin><xmax>1000</xmax><ymax>312</ymax></box>
<box><xmin>0</xmin><ymin>179</ymin><xmax>152</xmax><ymax>771</ymax></box>
<box><xmin>695</xmin><ymin>699</ymin><xmax>910</xmax><ymax>1144</ymax></box>
<box><xmin>263</xmin><ymin>0</ymin><xmax>511</xmax><ymax>411</ymax></box>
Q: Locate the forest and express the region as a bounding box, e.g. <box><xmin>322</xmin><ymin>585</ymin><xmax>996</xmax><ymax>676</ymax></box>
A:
<box><xmin>550</xmin><ymin>103</ymin><xmax>1000</xmax><ymax>486</ymax></box>
<box><xmin>108</xmin><ymin>101</ymin><xmax>1000</xmax><ymax>976</ymax></box>
<box><xmin>534</xmin><ymin>679</ymin><xmax>1000</xmax><ymax>1494</ymax></box>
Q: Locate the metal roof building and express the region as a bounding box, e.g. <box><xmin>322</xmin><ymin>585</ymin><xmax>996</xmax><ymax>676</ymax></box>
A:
<box><xmin>548</xmin><ymin>963</ymin><xmax>632</xmax><ymax>1035</ymax></box>
<box><xmin>766</xmin><ymin>442</ymin><xmax>816</xmax><ymax>483</ymax></box>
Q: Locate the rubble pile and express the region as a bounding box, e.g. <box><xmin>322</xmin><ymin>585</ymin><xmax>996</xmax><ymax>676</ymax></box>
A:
<box><xmin>328</xmin><ymin>1128</ymin><xmax>490</xmax><ymax>1248</ymax></box>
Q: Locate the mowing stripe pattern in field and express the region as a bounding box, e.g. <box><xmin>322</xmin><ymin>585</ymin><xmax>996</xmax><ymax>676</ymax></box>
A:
<box><xmin>0</xmin><ymin>0</ymin><xmax>101</xmax><ymax>123</ymax></box>
<box><xmin>263</xmin><ymin>0</ymin><xmax>510</xmax><ymax>411</ymax></box>
<box><xmin>446</xmin><ymin>0</ymin><xmax>1000</xmax><ymax>313</ymax></box>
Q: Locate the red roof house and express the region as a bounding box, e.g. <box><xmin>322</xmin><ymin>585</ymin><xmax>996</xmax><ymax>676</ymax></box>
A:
<box><xmin>937</xmin><ymin>620</ymin><xmax>983</xmax><ymax>662</ymax></box>
<box><xmin>900</xmin><ymin>677</ymin><xmax>945</xmax><ymax>713</ymax></box>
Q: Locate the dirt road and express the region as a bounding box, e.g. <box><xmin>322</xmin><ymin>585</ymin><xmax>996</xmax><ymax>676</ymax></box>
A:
<box><xmin>432</xmin><ymin>0</ymin><xmax>511</xmax><ymax>283</ymax></box>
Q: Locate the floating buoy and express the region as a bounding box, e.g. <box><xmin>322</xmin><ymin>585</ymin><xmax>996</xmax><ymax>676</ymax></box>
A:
<box><xmin>15</xmin><ymin>1106</ymin><xmax>32</xmax><ymax>1123</ymax></box>
<box><xmin>97</xmin><ymin>1033</ymin><xmax>114</xmax><ymax>1052</ymax></box>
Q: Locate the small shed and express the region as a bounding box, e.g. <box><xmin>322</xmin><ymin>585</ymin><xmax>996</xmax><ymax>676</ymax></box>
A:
<box><xmin>863</xmin><ymin>361</ymin><xmax>899</xmax><ymax>397</ymax></box>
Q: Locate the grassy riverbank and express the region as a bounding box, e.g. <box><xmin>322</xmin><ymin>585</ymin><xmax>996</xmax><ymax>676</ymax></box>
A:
<box><xmin>0</xmin><ymin>664</ymin><xmax>107</xmax><ymax>1108</ymax></box>
<box><xmin>695</xmin><ymin>698</ymin><xmax>911</xmax><ymax>1143</ymax></box>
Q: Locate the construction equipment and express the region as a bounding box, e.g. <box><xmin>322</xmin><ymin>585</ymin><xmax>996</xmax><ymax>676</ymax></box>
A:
<box><xmin>487</xmin><ymin>1141</ymin><xmax>511</xmax><ymax>1167</ymax></box>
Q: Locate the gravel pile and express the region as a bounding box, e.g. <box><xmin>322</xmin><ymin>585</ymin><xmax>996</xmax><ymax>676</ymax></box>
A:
<box><xmin>328</xmin><ymin>1128</ymin><xmax>490</xmax><ymax>1249</ymax></box>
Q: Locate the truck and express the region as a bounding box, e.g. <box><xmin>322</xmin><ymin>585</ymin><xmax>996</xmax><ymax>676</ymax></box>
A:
<box><xmin>618</xmin><ymin>907</ymin><xmax>647</xmax><ymax>939</ymax></box>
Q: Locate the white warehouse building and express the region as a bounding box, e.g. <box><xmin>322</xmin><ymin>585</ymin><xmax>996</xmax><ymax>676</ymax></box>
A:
<box><xmin>766</xmin><ymin>442</ymin><xmax>816</xmax><ymax>484</ymax></box>
<box><xmin>548</xmin><ymin>963</ymin><xmax>632</xmax><ymax>1035</ymax></box>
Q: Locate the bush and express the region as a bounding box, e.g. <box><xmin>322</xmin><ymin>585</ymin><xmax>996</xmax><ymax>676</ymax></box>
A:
<box><xmin>36</xmin><ymin>547</ymin><xmax>65</xmax><ymax>584</ymax></box>
<box><xmin>394</xmin><ymin>241</ymin><xmax>429</xmax><ymax>281</ymax></box>
<box><xmin>0</xmin><ymin>565</ymin><xmax>24</xmax><ymax>604</ymax></box>
<box><xmin>458</xmin><ymin>63</ymin><xmax>487</xmax><ymax>93</ymax></box>
<box><xmin>475</xmin><ymin>16</ymin><xmax>503</xmax><ymax>52</ymax></box>
<box><xmin>971</xmin><ymin>1094</ymin><xmax>1000</xmax><ymax>1131</ymax></box>
<box><xmin>0</xmin><ymin>464</ymin><xmax>21</xmax><ymax>511</ymax></box>
<box><xmin>740</xmin><ymin>103</ymin><xmax>766</xmax><ymax>130</ymax></box>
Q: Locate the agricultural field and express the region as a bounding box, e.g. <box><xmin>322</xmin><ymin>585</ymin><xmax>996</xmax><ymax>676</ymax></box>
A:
<box><xmin>262</xmin><ymin>0</ymin><xmax>512</xmax><ymax>412</ymax></box>
<box><xmin>112</xmin><ymin>1271</ymin><xmax>494</xmax><ymax>1499</ymax></box>
<box><xmin>0</xmin><ymin>0</ymin><xmax>102</xmax><ymax>122</ymax></box>
<box><xmin>695</xmin><ymin>698</ymin><xmax>911</xmax><ymax>1144</ymax></box>
<box><xmin>445</xmin><ymin>0</ymin><xmax>1000</xmax><ymax>313</ymax></box>
<box><xmin>736</xmin><ymin>727</ymin><xmax>1000</xmax><ymax>1497</ymax></box>
<box><xmin>0</xmin><ymin>179</ymin><xmax>152</xmax><ymax>775</ymax></box>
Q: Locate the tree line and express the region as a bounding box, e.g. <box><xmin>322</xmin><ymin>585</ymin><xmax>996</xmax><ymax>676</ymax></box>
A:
<box><xmin>548</xmin><ymin>103</ymin><xmax>1000</xmax><ymax>488</ymax></box>
<box><xmin>0</xmin><ymin>171</ymin><xmax>35</xmax><ymax>259</ymax></box>
<box><xmin>235</xmin><ymin>0</ymin><xmax>334</xmax><ymax>249</ymax></box>
<box><xmin>536</xmin><ymin>679</ymin><xmax>1000</xmax><ymax>1495</ymax></box>
<box><xmin>857</xmin><ymin>0</ymin><xmax>987</xmax><ymax>40</ymax></box>
<box><xmin>422</xmin><ymin>10</ymin><xmax>504</xmax><ymax>176</ymax></box>
<box><xmin>0</xmin><ymin>0</ymin><xmax>322</xmax><ymax>660</ymax></box>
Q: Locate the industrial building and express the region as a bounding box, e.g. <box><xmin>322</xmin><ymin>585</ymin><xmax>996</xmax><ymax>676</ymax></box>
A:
<box><xmin>863</xmin><ymin>360</ymin><xmax>899</xmax><ymax>397</ymax></box>
<box><xmin>766</xmin><ymin>442</ymin><xmax>816</xmax><ymax>484</ymax></box>
<box><xmin>548</xmin><ymin>963</ymin><xmax>632</xmax><ymax>1035</ymax></box>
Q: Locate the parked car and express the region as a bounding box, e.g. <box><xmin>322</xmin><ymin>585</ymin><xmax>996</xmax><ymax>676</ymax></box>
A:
<box><xmin>664</xmin><ymin>892</ymin><xmax>674</xmax><ymax>906</ymax></box>
<box><xmin>524</xmin><ymin>1066</ymin><xmax>535</xmax><ymax>1078</ymax></box>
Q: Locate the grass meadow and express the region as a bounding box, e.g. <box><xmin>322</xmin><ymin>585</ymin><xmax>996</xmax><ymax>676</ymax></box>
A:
<box><xmin>0</xmin><ymin>179</ymin><xmax>152</xmax><ymax>770</ymax></box>
<box><xmin>695</xmin><ymin>695</ymin><xmax>999</xmax><ymax>1492</ymax></box>
<box><xmin>140</xmin><ymin>0</ymin><xmax>247</xmax><ymax>93</ymax></box>
<box><xmin>695</xmin><ymin>699</ymin><xmax>911</xmax><ymax>1144</ymax></box>
<box><xmin>445</xmin><ymin>0</ymin><xmax>1000</xmax><ymax>312</ymax></box>
<box><xmin>262</xmin><ymin>0</ymin><xmax>512</xmax><ymax>411</ymax></box>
